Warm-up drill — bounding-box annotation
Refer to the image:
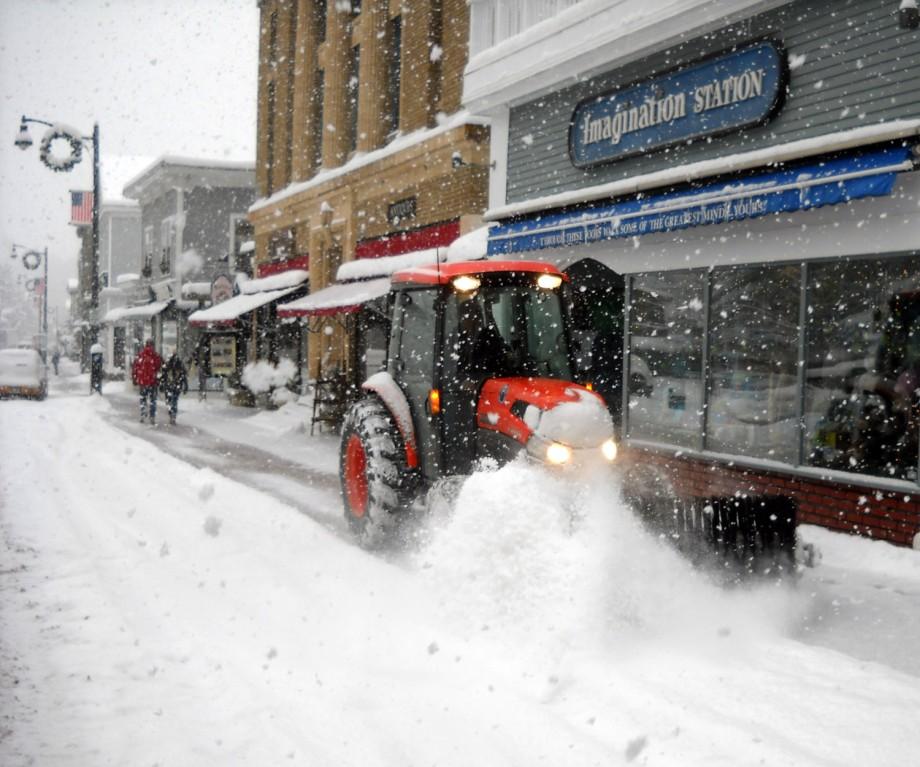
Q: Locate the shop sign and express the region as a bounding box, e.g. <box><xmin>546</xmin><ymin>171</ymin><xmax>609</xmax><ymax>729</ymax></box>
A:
<box><xmin>490</xmin><ymin>147</ymin><xmax>911</xmax><ymax>255</ymax></box>
<box><xmin>210</xmin><ymin>274</ymin><xmax>233</xmax><ymax>305</ymax></box>
<box><xmin>387</xmin><ymin>197</ymin><xmax>417</xmax><ymax>225</ymax></box>
<box><xmin>209</xmin><ymin>335</ymin><xmax>236</xmax><ymax>376</ymax></box>
<box><xmin>570</xmin><ymin>41</ymin><xmax>785</xmax><ymax>168</ymax></box>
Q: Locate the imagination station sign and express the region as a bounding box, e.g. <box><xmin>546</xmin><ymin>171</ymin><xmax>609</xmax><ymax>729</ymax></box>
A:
<box><xmin>569</xmin><ymin>41</ymin><xmax>785</xmax><ymax>167</ymax></box>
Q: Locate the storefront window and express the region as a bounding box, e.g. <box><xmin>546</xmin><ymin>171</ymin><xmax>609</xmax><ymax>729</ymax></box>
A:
<box><xmin>707</xmin><ymin>264</ymin><xmax>800</xmax><ymax>463</ymax></box>
<box><xmin>627</xmin><ymin>271</ymin><xmax>705</xmax><ymax>449</ymax></box>
<box><xmin>805</xmin><ymin>256</ymin><xmax>920</xmax><ymax>481</ymax></box>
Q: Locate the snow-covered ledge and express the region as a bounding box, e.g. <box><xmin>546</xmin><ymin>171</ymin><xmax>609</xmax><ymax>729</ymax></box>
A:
<box><xmin>464</xmin><ymin>0</ymin><xmax>793</xmax><ymax>112</ymax></box>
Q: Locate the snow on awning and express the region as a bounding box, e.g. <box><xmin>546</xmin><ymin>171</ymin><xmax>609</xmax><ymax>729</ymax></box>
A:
<box><xmin>104</xmin><ymin>301</ymin><xmax>172</xmax><ymax>323</ymax></box>
<box><xmin>278</xmin><ymin>277</ymin><xmax>391</xmax><ymax>318</ymax></box>
<box><xmin>488</xmin><ymin>147</ymin><xmax>914</xmax><ymax>256</ymax></box>
<box><xmin>445</xmin><ymin>226</ymin><xmax>489</xmax><ymax>262</ymax></box>
<box><xmin>336</xmin><ymin>249</ymin><xmax>446</xmax><ymax>282</ymax></box>
<box><xmin>187</xmin><ymin>286</ymin><xmax>302</xmax><ymax>327</ymax></box>
<box><xmin>238</xmin><ymin>269</ymin><xmax>308</xmax><ymax>294</ymax></box>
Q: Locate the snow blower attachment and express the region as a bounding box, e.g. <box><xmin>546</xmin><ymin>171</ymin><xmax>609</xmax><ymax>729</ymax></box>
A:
<box><xmin>621</xmin><ymin>465</ymin><xmax>806</xmax><ymax>580</ymax></box>
<box><xmin>339</xmin><ymin>260</ymin><xmax>619</xmax><ymax>546</ymax></box>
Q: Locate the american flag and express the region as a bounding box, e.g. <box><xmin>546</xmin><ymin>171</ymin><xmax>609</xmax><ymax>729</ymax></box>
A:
<box><xmin>70</xmin><ymin>190</ymin><xmax>94</xmax><ymax>225</ymax></box>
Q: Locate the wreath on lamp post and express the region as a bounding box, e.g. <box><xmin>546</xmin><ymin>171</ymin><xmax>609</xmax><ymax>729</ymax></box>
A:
<box><xmin>38</xmin><ymin>127</ymin><xmax>83</xmax><ymax>172</ymax></box>
<box><xmin>21</xmin><ymin>250</ymin><xmax>42</xmax><ymax>270</ymax></box>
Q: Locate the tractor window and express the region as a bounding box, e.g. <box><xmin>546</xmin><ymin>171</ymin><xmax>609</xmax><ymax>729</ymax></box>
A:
<box><xmin>395</xmin><ymin>289</ymin><xmax>438</xmax><ymax>381</ymax></box>
<box><xmin>443</xmin><ymin>277</ymin><xmax>573</xmax><ymax>382</ymax></box>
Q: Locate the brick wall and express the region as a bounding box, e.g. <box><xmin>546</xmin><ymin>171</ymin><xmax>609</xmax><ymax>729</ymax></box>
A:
<box><xmin>624</xmin><ymin>447</ymin><xmax>920</xmax><ymax>546</ymax></box>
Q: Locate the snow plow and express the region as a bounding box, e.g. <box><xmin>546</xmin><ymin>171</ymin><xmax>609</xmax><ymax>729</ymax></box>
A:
<box><xmin>620</xmin><ymin>463</ymin><xmax>807</xmax><ymax>580</ymax></box>
<box><xmin>339</xmin><ymin>260</ymin><xmax>618</xmax><ymax>546</ymax></box>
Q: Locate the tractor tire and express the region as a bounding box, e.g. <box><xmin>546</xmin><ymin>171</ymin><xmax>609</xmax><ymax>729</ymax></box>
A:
<box><xmin>339</xmin><ymin>396</ymin><xmax>416</xmax><ymax>548</ymax></box>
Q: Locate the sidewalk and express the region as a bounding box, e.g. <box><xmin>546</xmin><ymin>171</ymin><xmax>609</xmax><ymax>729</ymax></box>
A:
<box><xmin>104</xmin><ymin>379</ymin><xmax>340</xmax><ymax>475</ymax></box>
<box><xmin>91</xmin><ymin>377</ymin><xmax>347</xmax><ymax>534</ymax></box>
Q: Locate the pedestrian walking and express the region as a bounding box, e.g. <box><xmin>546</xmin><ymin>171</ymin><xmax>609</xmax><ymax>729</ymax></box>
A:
<box><xmin>132</xmin><ymin>339</ymin><xmax>162</xmax><ymax>424</ymax></box>
<box><xmin>159</xmin><ymin>349</ymin><xmax>188</xmax><ymax>425</ymax></box>
<box><xmin>51</xmin><ymin>349</ymin><xmax>60</xmax><ymax>376</ymax></box>
<box><xmin>195</xmin><ymin>338</ymin><xmax>209</xmax><ymax>401</ymax></box>
<box><xmin>89</xmin><ymin>343</ymin><xmax>104</xmax><ymax>395</ymax></box>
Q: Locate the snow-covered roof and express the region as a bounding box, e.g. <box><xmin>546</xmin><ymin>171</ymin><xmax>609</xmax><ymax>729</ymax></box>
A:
<box><xmin>238</xmin><ymin>269</ymin><xmax>309</xmax><ymax>295</ymax></box>
<box><xmin>123</xmin><ymin>156</ymin><xmax>255</xmax><ymax>200</ymax></box>
<box><xmin>250</xmin><ymin>111</ymin><xmax>489</xmax><ymax>213</ymax></box>
<box><xmin>115</xmin><ymin>273</ymin><xmax>140</xmax><ymax>285</ymax></box>
<box><xmin>486</xmin><ymin>119</ymin><xmax>920</xmax><ymax>221</ymax></box>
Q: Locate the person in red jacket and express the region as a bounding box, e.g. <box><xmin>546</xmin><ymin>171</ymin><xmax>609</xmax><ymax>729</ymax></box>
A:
<box><xmin>132</xmin><ymin>339</ymin><xmax>163</xmax><ymax>424</ymax></box>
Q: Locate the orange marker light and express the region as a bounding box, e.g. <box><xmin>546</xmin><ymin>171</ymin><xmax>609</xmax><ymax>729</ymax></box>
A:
<box><xmin>428</xmin><ymin>388</ymin><xmax>441</xmax><ymax>415</ymax></box>
<box><xmin>584</xmin><ymin>381</ymin><xmax>594</xmax><ymax>391</ymax></box>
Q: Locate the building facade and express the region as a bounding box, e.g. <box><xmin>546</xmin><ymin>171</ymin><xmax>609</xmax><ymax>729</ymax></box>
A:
<box><xmin>95</xmin><ymin>201</ymin><xmax>142</xmax><ymax>373</ymax></box>
<box><xmin>468</xmin><ymin>0</ymin><xmax>920</xmax><ymax>546</ymax></box>
<box><xmin>249</xmin><ymin>0</ymin><xmax>489</xmax><ymax>395</ymax></box>
<box><xmin>116</xmin><ymin>158</ymin><xmax>256</xmax><ymax>373</ymax></box>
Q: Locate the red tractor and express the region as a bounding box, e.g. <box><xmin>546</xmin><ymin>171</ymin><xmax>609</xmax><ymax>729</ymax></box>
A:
<box><xmin>339</xmin><ymin>260</ymin><xmax>618</xmax><ymax>545</ymax></box>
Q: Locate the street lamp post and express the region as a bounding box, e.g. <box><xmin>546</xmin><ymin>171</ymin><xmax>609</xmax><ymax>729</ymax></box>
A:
<box><xmin>14</xmin><ymin>115</ymin><xmax>100</xmax><ymax>348</ymax></box>
<box><xmin>10</xmin><ymin>244</ymin><xmax>49</xmax><ymax>361</ymax></box>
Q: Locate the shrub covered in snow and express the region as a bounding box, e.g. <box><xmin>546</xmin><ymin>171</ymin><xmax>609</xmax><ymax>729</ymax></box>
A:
<box><xmin>241</xmin><ymin>358</ymin><xmax>297</xmax><ymax>395</ymax></box>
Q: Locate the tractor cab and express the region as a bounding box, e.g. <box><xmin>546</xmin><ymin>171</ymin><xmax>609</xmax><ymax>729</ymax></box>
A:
<box><xmin>388</xmin><ymin>261</ymin><xmax>578</xmax><ymax>478</ymax></box>
<box><xmin>340</xmin><ymin>259</ymin><xmax>617</xmax><ymax>545</ymax></box>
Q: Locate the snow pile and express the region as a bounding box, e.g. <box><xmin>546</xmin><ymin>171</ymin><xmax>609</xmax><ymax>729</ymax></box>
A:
<box><xmin>531</xmin><ymin>388</ymin><xmax>613</xmax><ymax>447</ymax></box>
<box><xmin>241</xmin><ymin>358</ymin><xmax>296</xmax><ymax>394</ymax></box>
<box><xmin>418</xmin><ymin>461</ymin><xmax>797</xmax><ymax>664</ymax></box>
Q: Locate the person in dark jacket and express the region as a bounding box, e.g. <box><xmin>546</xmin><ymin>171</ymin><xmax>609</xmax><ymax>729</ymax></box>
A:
<box><xmin>132</xmin><ymin>339</ymin><xmax>163</xmax><ymax>424</ymax></box>
<box><xmin>159</xmin><ymin>349</ymin><xmax>188</xmax><ymax>425</ymax></box>
<box><xmin>89</xmin><ymin>343</ymin><xmax>104</xmax><ymax>395</ymax></box>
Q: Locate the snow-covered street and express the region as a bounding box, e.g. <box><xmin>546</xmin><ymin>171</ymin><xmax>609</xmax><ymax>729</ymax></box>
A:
<box><xmin>2</xmin><ymin>377</ymin><xmax>920</xmax><ymax>767</ymax></box>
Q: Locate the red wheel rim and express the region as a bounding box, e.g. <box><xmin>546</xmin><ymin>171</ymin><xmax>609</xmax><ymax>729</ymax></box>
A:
<box><xmin>344</xmin><ymin>434</ymin><xmax>369</xmax><ymax>518</ymax></box>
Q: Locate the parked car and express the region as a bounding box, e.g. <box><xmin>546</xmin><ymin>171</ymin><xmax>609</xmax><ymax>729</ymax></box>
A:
<box><xmin>0</xmin><ymin>348</ymin><xmax>47</xmax><ymax>400</ymax></box>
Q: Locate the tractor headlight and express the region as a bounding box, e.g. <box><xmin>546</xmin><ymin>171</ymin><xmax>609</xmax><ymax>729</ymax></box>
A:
<box><xmin>536</xmin><ymin>273</ymin><xmax>563</xmax><ymax>290</ymax></box>
<box><xmin>452</xmin><ymin>274</ymin><xmax>481</xmax><ymax>292</ymax></box>
<box><xmin>545</xmin><ymin>441</ymin><xmax>573</xmax><ymax>465</ymax></box>
<box><xmin>600</xmin><ymin>438</ymin><xmax>618</xmax><ymax>462</ymax></box>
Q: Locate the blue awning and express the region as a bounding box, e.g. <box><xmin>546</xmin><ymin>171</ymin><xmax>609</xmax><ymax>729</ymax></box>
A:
<box><xmin>488</xmin><ymin>147</ymin><xmax>914</xmax><ymax>256</ymax></box>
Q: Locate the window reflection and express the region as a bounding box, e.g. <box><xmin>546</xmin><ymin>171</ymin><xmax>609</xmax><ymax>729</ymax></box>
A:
<box><xmin>627</xmin><ymin>271</ymin><xmax>705</xmax><ymax>449</ymax></box>
<box><xmin>806</xmin><ymin>256</ymin><xmax>920</xmax><ymax>480</ymax></box>
<box><xmin>707</xmin><ymin>264</ymin><xmax>800</xmax><ymax>462</ymax></box>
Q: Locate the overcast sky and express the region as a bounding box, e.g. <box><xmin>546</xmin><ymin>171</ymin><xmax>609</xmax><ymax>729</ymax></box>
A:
<box><xmin>0</xmin><ymin>0</ymin><xmax>259</xmax><ymax>313</ymax></box>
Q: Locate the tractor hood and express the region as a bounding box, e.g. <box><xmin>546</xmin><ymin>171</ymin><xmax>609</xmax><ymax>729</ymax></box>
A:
<box><xmin>476</xmin><ymin>378</ymin><xmax>614</xmax><ymax>449</ymax></box>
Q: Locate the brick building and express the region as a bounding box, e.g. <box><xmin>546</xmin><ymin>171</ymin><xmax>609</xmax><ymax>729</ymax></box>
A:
<box><xmin>249</xmin><ymin>0</ymin><xmax>489</xmax><ymax>392</ymax></box>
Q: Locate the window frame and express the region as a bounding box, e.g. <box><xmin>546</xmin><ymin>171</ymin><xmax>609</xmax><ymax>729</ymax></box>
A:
<box><xmin>624</xmin><ymin>250</ymin><xmax>920</xmax><ymax>491</ymax></box>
